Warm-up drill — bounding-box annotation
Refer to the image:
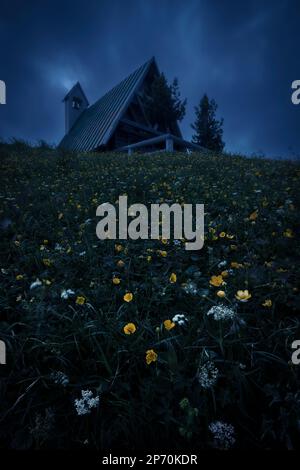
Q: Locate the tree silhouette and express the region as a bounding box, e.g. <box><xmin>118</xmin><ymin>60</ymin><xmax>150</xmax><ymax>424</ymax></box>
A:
<box><xmin>145</xmin><ymin>73</ymin><xmax>186</xmax><ymax>132</ymax></box>
<box><xmin>191</xmin><ymin>94</ymin><xmax>224</xmax><ymax>152</ymax></box>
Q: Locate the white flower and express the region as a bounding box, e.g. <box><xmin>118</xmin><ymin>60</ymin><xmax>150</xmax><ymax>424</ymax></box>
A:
<box><xmin>197</xmin><ymin>362</ymin><xmax>219</xmax><ymax>389</ymax></box>
<box><xmin>30</xmin><ymin>278</ymin><xmax>42</xmax><ymax>290</ymax></box>
<box><xmin>54</xmin><ymin>243</ymin><xmax>64</xmax><ymax>252</ymax></box>
<box><xmin>182</xmin><ymin>281</ymin><xmax>198</xmax><ymax>295</ymax></box>
<box><xmin>74</xmin><ymin>390</ymin><xmax>100</xmax><ymax>416</ymax></box>
<box><xmin>50</xmin><ymin>371</ymin><xmax>69</xmax><ymax>387</ymax></box>
<box><xmin>218</xmin><ymin>260</ymin><xmax>227</xmax><ymax>268</ymax></box>
<box><xmin>61</xmin><ymin>289</ymin><xmax>75</xmax><ymax>299</ymax></box>
<box><xmin>206</xmin><ymin>305</ymin><xmax>235</xmax><ymax>321</ymax></box>
<box><xmin>172</xmin><ymin>313</ymin><xmax>188</xmax><ymax>326</ymax></box>
<box><xmin>209</xmin><ymin>421</ymin><xmax>236</xmax><ymax>449</ymax></box>
<box><xmin>79</xmin><ymin>251</ymin><xmax>86</xmax><ymax>257</ymax></box>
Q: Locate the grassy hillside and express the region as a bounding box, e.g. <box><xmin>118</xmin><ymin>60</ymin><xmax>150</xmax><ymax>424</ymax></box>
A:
<box><xmin>0</xmin><ymin>142</ymin><xmax>300</xmax><ymax>449</ymax></box>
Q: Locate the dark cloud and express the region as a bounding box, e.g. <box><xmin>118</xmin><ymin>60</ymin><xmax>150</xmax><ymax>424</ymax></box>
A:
<box><xmin>0</xmin><ymin>0</ymin><xmax>299</xmax><ymax>157</ymax></box>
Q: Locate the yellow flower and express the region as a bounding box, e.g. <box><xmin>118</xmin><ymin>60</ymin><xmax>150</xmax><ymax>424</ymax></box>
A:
<box><xmin>226</xmin><ymin>234</ymin><xmax>234</xmax><ymax>239</ymax></box>
<box><xmin>112</xmin><ymin>277</ymin><xmax>121</xmax><ymax>285</ymax></box>
<box><xmin>42</xmin><ymin>258</ymin><xmax>52</xmax><ymax>267</ymax></box>
<box><xmin>115</xmin><ymin>244</ymin><xmax>123</xmax><ymax>252</ymax></box>
<box><xmin>157</xmin><ymin>250</ymin><xmax>167</xmax><ymax>257</ymax></box>
<box><xmin>231</xmin><ymin>262</ymin><xmax>243</xmax><ymax>269</ymax></box>
<box><xmin>169</xmin><ymin>272</ymin><xmax>177</xmax><ymax>283</ymax></box>
<box><xmin>161</xmin><ymin>238</ymin><xmax>168</xmax><ymax>245</ymax></box>
<box><xmin>147</xmin><ymin>255</ymin><xmax>152</xmax><ymax>262</ymax></box>
<box><xmin>264</xmin><ymin>261</ymin><xmax>273</xmax><ymax>268</ymax></box>
<box><xmin>117</xmin><ymin>260</ymin><xmax>125</xmax><ymax>268</ymax></box>
<box><xmin>123</xmin><ymin>292</ymin><xmax>133</xmax><ymax>302</ymax></box>
<box><xmin>262</xmin><ymin>299</ymin><xmax>272</xmax><ymax>307</ymax></box>
<box><xmin>235</xmin><ymin>290</ymin><xmax>252</xmax><ymax>302</ymax></box>
<box><xmin>123</xmin><ymin>322</ymin><xmax>136</xmax><ymax>335</ymax></box>
<box><xmin>43</xmin><ymin>239</ymin><xmax>49</xmax><ymax>245</ymax></box>
<box><xmin>283</xmin><ymin>228</ymin><xmax>294</xmax><ymax>238</ymax></box>
<box><xmin>76</xmin><ymin>296</ymin><xmax>86</xmax><ymax>305</ymax></box>
<box><xmin>16</xmin><ymin>274</ymin><xmax>24</xmax><ymax>281</ymax></box>
<box><xmin>216</xmin><ymin>290</ymin><xmax>226</xmax><ymax>298</ymax></box>
<box><xmin>163</xmin><ymin>319</ymin><xmax>175</xmax><ymax>330</ymax></box>
<box><xmin>58</xmin><ymin>212</ymin><xmax>63</xmax><ymax>220</ymax></box>
<box><xmin>219</xmin><ymin>232</ymin><xmax>226</xmax><ymax>238</ymax></box>
<box><xmin>249</xmin><ymin>210</ymin><xmax>258</xmax><ymax>221</ymax></box>
<box><xmin>221</xmin><ymin>270</ymin><xmax>229</xmax><ymax>278</ymax></box>
<box><xmin>209</xmin><ymin>275</ymin><xmax>224</xmax><ymax>287</ymax></box>
<box><xmin>146</xmin><ymin>349</ymin><xmax>158</xmax><ymax>365</ymax></box>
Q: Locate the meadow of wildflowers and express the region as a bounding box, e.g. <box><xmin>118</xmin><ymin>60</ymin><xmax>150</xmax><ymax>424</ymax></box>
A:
<box><xmin>0</xmin><ymin>141</ymin><xmax>299</xmax><ymax>450</ymax></box>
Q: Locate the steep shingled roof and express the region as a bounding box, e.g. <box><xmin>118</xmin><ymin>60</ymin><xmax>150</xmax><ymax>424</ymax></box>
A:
<box><xmin>59</xmin><ymin>57</ymin><xmax>157</xmax><ymax>151</ymax></box>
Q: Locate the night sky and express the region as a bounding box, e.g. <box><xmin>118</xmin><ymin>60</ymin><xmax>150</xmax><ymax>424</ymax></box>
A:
<box><xmin>0</xmin><ymin>0</ymin><xmax>299</xmax><ymax>157</ymax></box>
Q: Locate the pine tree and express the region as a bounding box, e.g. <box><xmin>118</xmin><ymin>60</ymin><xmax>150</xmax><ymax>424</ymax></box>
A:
<box><xmin>191</xmin><ymin>94</ymin><xmax>224</xmax><ymax>152</ymax></box>
<box><xmin>145</xmin><ymin>73</ymin><xmax>186</xmax><ymax>132</ymax></box>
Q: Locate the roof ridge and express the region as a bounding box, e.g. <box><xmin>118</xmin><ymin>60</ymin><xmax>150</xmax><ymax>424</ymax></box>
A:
<box><xmin>90</xmin><ymin>57</ymin><xmax>154</xmax><ymax>109</ymax></box>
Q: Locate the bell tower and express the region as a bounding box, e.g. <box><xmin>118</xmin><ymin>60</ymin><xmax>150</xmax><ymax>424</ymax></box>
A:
<box><xmin>63</xmin><ymin>82</ymin><xmax>89</xmax><ymax>133</ymax></box>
